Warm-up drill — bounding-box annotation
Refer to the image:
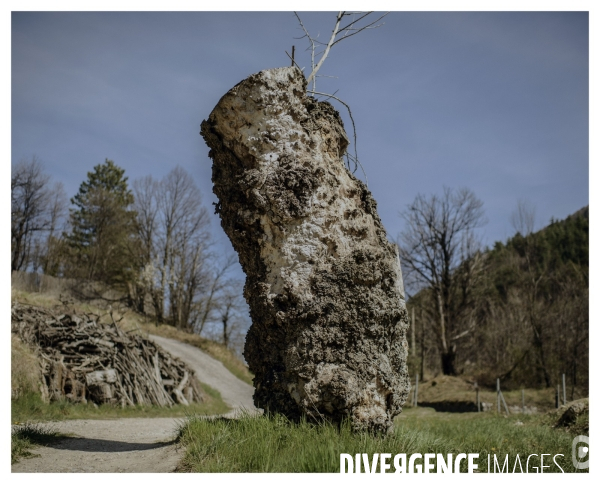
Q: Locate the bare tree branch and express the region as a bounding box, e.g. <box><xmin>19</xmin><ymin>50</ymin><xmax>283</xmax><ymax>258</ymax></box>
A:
<box><xmin>294</xmin><ymin>12</ymin><xmax>315</xmax><ymax>88</ymax></box>
<box><xmin>292</xmin><ymin>12</ymin><xmax>389</xmax><ymax>184</ymax></box>
<box><xmin>333</xmin><ymin>12</ymin><xmax>388</xmax><ymax>46</ymax></box>
<box><xmin>308</xmin><ymin>90</ymin><xmax>367</xmax><ymax>185</ymax></box>
<box><xmin>294</xmin><ymin>11</ymin><xmax>389</xmax><ymax>88</ymax></box>
<box><xmin>305</xmin><ymin>11</ymin><xmax>343</xmax><ymax>86</ymax></box>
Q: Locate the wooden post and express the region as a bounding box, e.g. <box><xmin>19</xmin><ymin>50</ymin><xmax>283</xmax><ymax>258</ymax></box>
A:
<box><xmin>562</xmin><ymin>373</ymin><xmax>567</xmax><ymax>405</ymax></box>
<box><xmin>419</xmin><ymin>310</ymin><xmax>424</xmax><ymax>382</ymax></box>
<box><xmin>497</xmin><ymin>378</ymin><xmax>500</xmax><ymax>413</ymax></box>
<box><xmin>521</xmin><ymin>389</ymin><xmax>525</xmax><ymax>414</ymax></box>
<box><xmin>291</xmin><ymin>45</ymin><xmax>295</xmax><ymax>66</ymax></box>
<box><xmin>414</xmin><ymin>374</ymin><xmax>419</xmax><ymax>408</ymax></box>
<box><xmin>500</xmin><ymin>391</ymin><xmax>510</xmax><ymax>415</ymax></box>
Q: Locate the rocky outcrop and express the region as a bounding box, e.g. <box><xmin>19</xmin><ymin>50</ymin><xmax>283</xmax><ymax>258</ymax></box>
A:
<box><xmin>200</xmin><ymin>66</ymin><xmax>410</xmax><ymax>432</ymax></box>
<box><xmin>555</xmin><ymin>398</ymin><xmax>589</xmax><ymax>430</ymax></box>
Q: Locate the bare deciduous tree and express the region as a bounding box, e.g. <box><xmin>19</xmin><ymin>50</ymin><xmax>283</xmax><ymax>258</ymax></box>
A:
<box><xmin>398</xmin><ymin>186</ymin><xmax>486</xmax><ymax>375</ymax></box>
<box><xmin>11</xmin><ymin>157</ymin><xmax>67</xmax><ymax>272</ymax></box>
<box><xmin>215</xmin><ymin>280</ymin><xmax>245</xmax><ymax>349</ymax></box>
<box><xmin>469</xmin><ymin>204</ymin><xmax>588</xmax><ymax>391</ymax></box>
<box><xmin>508</xmin><ymin>201</ymin><xmax>550</xmax><ymax>386</ymax></box>
<box><xmin>200</xmin><ymin>276</ymin><xmax>249</xmax><ymax>358</ymax></box>
<box><xmin>511</xmin><ymin>199</ymin><xmax>536</xmax><ymax>236</ymax></box>
<box><xmin>133</xmin><ymin>167</ymin><xmax>212</xmax><ymax>329</ymax></box>
<box><xmin>193</xmin><ymin>254</ymin><xmax>237</xmax><ymax>335</ymax></box>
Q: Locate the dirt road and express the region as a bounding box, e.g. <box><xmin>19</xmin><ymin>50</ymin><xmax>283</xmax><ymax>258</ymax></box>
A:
<box><xmin>12</xmin><ymin>336</ymin><xmax>257</xmax><ymax>473</ymax></box>
<box><xmin>149</xmin><ymin>335</ymin><xmax>255</xmax><ymax>411</ymax></box>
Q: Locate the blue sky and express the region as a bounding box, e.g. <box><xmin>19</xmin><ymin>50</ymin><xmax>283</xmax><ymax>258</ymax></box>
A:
<box><xmin>11</xmin><ymin>10</ymin><xmax>589</xmax><ymax>261</ymax></box>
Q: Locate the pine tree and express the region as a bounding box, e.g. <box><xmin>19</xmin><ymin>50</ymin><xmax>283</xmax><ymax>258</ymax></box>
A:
<box><xmin>65</xmin><ymin>159</ymin><xmax>137</xmax><ymax>287</ymax></box>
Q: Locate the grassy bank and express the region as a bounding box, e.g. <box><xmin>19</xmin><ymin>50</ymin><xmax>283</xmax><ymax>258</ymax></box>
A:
<box><xmin>409</xmin><ymin>375</ymin><xmax>562</xmax><ymax>412</ymax></box>
<box><xmin>12</xmin><ymin>383</ymin><xmax>229</xmax><ymax>423</ymax></box>
<box><xmin>176</xmin><ymin>408</ymin><xmax>587</xmax><ymax>473</ymax></box>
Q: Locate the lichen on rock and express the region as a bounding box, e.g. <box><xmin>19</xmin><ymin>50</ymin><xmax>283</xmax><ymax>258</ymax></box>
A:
<box><xmin>200</xmin><ymin>66</ymin><xmax>410</xmax><ymax>432</ymax></box>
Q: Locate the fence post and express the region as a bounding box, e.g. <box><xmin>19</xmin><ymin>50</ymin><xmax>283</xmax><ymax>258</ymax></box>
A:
<box><xmin>562</xmin><ymin>373</ymin><xmax>567</xmax><ymax>405</ymax></box>
<box><xmin>521</xmin><ymin>389</ymin><xmax>525</xmax><ymax>413</ymax></box>
<box><xmin>555</xmin><ymin>385</ymin><xmax>560</xmax><ymax>409</ymax></box>
<box><xmin>414</xmin><ymin>374</ymin><xmax>419</xmax><ymax>408</ymax></box>
<box><xmin>497</xmin><ymin>378</ymin><xmax>500</xmax><ymax>413</ymax></box>
<box><xmin>500</xmin><ymin>391</ymin><xmax>510</xmax><ymax>415</ymax></box>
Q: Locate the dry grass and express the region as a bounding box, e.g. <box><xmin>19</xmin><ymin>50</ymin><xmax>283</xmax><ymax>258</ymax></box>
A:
<box><xmin>11</xmin><ymin>334</ymin><xmax>43</xmax><ymax>400</ymax></box>
<box><xmin>410</xmin><ymin>375</ymin><xmax>558</xmax><ymax>412</ymax></box>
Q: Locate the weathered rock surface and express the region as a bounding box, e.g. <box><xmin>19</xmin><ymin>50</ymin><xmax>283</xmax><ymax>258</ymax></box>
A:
<box><xmin>555</xmin><ymin>398</ymin><xmax>589</xmax><ymax>429</ymax></box>
<box><xmin>200</xmin><ymin>66</ymin><xmax>410</xmax><ymax>432</ymax></box>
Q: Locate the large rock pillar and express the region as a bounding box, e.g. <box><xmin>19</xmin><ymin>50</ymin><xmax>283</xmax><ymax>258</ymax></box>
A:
<box><xmin>201</xmin><ymin>66</ymin><xmax>410</xmax><ymax>432</ymax></box>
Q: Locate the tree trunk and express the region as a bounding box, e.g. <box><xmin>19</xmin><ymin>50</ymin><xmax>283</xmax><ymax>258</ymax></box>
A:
<box><xmin>441</xmin><ymin>348</ymin><xmax>457</xmax><ymax>376</ymax></box>
<box><xmin>200</xmin><ymin>67</ymin><xmax>410</xmax><ymax>433</ymax></box>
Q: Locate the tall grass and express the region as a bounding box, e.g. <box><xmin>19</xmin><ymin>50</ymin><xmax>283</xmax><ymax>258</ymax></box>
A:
<box><xmin>397</xmin><ymin>408</ymin><xmax>585</xmax><ymax>472</ymax></box>
<box><xmin>177</xmin><ymin>412</ymin><xmax>453</xmax><ymax>473</ymax></box>
<box><xmin>176</xmin><ymin>408</ymin><xmax>587</xmax><ymax>473</ymax></box>
<box><xmin>11</xmin><ymin>334</ymin><xmax>42</xmax><ymax>399</ymax></box>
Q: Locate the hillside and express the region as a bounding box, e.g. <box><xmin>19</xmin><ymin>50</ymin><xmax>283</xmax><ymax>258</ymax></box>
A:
<box><xmin>406</xmin><ymin>206</ymin><xmax>589</xmax><ymax>396</ymax></box>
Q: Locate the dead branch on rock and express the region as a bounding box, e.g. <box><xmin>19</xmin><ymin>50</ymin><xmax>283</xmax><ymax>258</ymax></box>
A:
<box><xmin>294</xmin><ymin>11</ymin><xmax>389</xmax><ymax>91</ymax></box>
<box><xmin>309</xmin><ymin>90</ymin><xmax>367</xmax><ymax>185</ymax></box>
<box><xmin>293</xmin><ymin>12</ymin><xmax>387</xmax><ymax>184</ymax></box>
<box><xmin>11</xmin><ymin>302</ymin><xmax>204</xmax><ymax>407</ymax></box>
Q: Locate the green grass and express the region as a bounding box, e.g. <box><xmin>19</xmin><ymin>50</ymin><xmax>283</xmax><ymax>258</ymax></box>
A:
<box><xmin>11</xmin><ymin>422</ymin><xmax>63</xmax><ymax>464</ymax></box>
<box><xmin>176</xmin><ymin>408</ymin><xmax>588</xmax><ymax>473</ymax></box>
<box><xmin>396</xmin><ymin>407</ymin><xmax>586</xmax><ymax>473</ymax></box>
<box><xmin>12</xmin><ymin>383</ymin><xmax>229</xmax><ymax>423</ymax></box>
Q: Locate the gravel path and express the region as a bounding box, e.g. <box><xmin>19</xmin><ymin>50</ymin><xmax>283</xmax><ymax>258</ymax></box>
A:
<box><xmin>149</xmin><ymin>335</ymin><xmax>255</xmax><ymax>412</ymax></box>
<box><xmin>12</xmin><ymin>336</ymin><xmax>257</xmax><ymax>473</ymax></box>
<box><xmin>11</xmin><ymin>418</ymin><xmax>183</xmax><ymax>473</ymax></box>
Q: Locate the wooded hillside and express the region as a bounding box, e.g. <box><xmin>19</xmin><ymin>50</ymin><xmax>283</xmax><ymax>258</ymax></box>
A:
<box><xmin>407</xmin><ymin>206</ymin><xmax>588</xmax><ymax>395</ymax></box>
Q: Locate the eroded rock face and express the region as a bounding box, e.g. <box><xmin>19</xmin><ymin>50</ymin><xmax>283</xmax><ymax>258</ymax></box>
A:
<box><xmin>200</xmin><ymin>66</ymin><xmax>410</xmax><ymax>432</ymax></box>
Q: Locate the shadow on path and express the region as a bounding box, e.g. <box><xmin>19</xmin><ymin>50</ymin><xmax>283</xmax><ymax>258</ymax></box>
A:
<box><xmin>47</xmin><ymin>437</ymin><xmax>177</xmax><ymax>453</ymax></box>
